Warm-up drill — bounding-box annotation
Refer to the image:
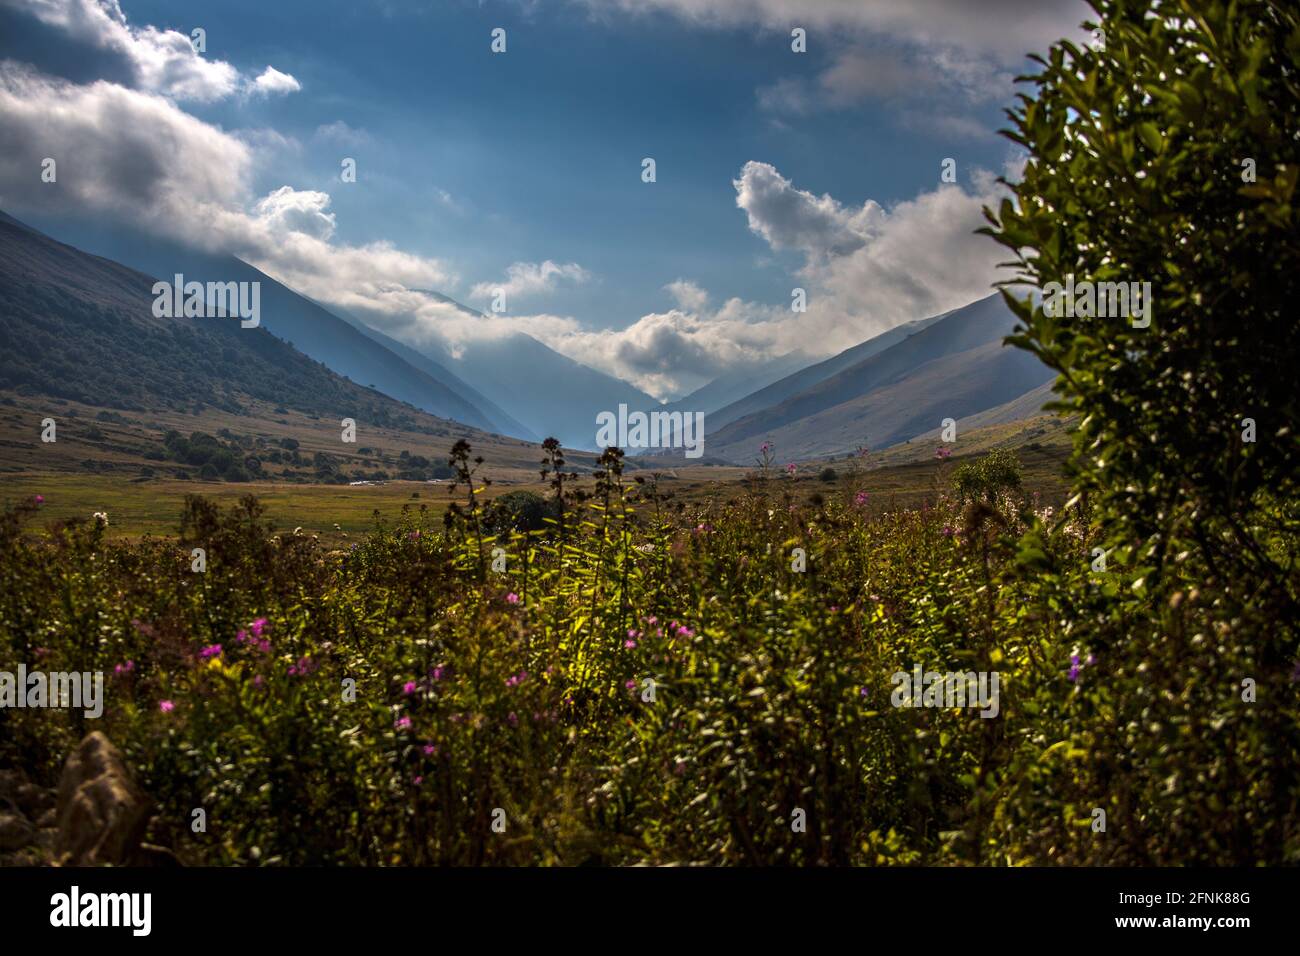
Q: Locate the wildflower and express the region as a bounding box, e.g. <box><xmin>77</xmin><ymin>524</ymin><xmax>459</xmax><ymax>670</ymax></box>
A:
<box><xmin>941</xmin><ymin>526</ymin><xmax>955</xmax><ymax>537</ymax></box>
<box><xmin>760</xmin><ymin>441</ymin><xmax>771</xmax><ymax>454</ymax></box>
<box><xmin>395</xmin><ymin>716</ymin><xmax>412</xmax><ymax>731</ymax></box>
<box><xmin>857</xmin><ymin>445</ymin><xmax>869</xmax><ymax>458</ymax></box>
<box><xmin>34</xmin><ymin>494</ymin><xmax>44</xmax><ymax>505</ymax></box>
<box><xmin>422</xmin><ymin>743</ymin><xmax>437</xmax><ymax>756</ymax></box>
<box><xmin>408</xmin><ymin>531</ymin><xmax>420</xmax><ymax>540</ymax></box>
<box><xmin>249</xmin><ymin>618</ymin><xmax>268</xmax><ymax>638</ymax></box>
<box><xmin>430</xmin><ymin>665</ymin><xmax>447</xmax><ymax>681</ymax></box>
<box><xmin>252</xmin><ymin>675</ymin><xmax>265</xmax><ymax>689</ymax></box>
<box><xmin>114</xmin><ymin>660</ymin><xmax>135</xmax><ymax>676</ymax></box>
<box><xmin>935</xmin><ymin>447</ymin><xmax>952</xmax><ymax>460</ymax></box>
<box><xmin>646</xmin><ymin>616</ymin><xmax>657</xmax><ymax>626</ymax></box>
<box><xmin>624</xmin><ymin>639</ymin><xmax>637</xmax><ymax>649</ymax></box>
<box><xmin>412</xmin><ymin>775</ymin><xmax>423</xmax><ymax>785</ymax></box>
<box><xmin>159</xmin><ymin>700</ymin><xmax>175</xmax><ymax>713</ymax></box>
<box><xmin>199</xmin><ymin>644</ymin><xmax>222</xmax><ymax>660</ymax></box>
<box><xmin>854</xmin><ymin>491</ymin><xmax>869</xmax><ymax>506</ymax></box>
<box><xmin>1068</xmin><ymin>654</ymin><xmax>1081</xmax><ymax>683</ymax></box>
<box><xmin>785</xmin><ymin>462</ymin><xmax>797</xmax><ymax>476</ymax></box>
<box><xmin>235</xmin><ymin>629</ymin><xmax>249</xmax><ymax>644</ymax></box>
<box><xmin>505</xmin><ymin>592</ymin><xmax>520</xmax><ymax>605</ymax></box>
<box><xmin>288</xmin><ymin>656</ymin><xmax>316</xmax><ymax>677</ymax></box>
<box><xmin>505</xmin><ymin>670</ymin><xmax>527</xmax><ymax>688</ymax></box>
<box><xmin>625</xmin><ymin>679</ymin><xmax>636</xmax><ymax>691</ymax></box>
<box><xmin>507</xmin><ymin>712</ymin><xmax>518</xmax><ymax>726</ymax></box>
<box><xmin>403</xmin><ymin>680</ymin><xmax>418</xmax><ymax>695</ymax></box>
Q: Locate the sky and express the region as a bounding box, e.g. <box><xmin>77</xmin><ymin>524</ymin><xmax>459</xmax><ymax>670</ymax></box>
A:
<box><xmin>0</xmin><ymin>0</ymin><xmax>1093</xmax><ymax>399</ymax></box>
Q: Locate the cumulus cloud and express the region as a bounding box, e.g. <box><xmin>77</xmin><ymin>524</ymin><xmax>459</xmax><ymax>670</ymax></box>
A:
<box><xmin>469</xmin><ymin>260</ymin><xmax>590</xmax><ymax>305</ymax></box>
<box><xmin>1</xmin><ymin>0</ymin><xmax>298</xmax><ymax>101</ymax></box>
<box><xmin>0</xmin><ymin>63</ymin><xmax>454</xmax><ymax>319</ymax></box>
<box><xmin>249</xmin><ymin>65</ymin><xmax>301</xmax><ymax>97</ymax></box>
<box><xmin>528</xmin><ymin>155</ymin><xmax>1019</xmax><ymax>398</ymax></box>
<box><xmin>665</xmin><ymin>279</ymin><xmax>709</xmax><ymax>311</ymax></box>
<box><xmin>732</xmin><ymin>160</ymin><xmax>883</xmax><ymax>259</ymax></box>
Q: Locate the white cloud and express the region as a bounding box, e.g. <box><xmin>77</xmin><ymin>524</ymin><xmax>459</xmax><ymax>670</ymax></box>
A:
<box><xmin>2</xmin><ymin>0</ymin><xmax>298</xmax><ymax>101</ymax></box>
<box><xmin>0</xmin><ymin>63</ymin><xmax>454</xmax><ymax>316</ymax></box>
<box><xmin>470</xmin><ymin>260</ymin><xmax>590</xmax><ymax>304</ymax></box>
<box><xmin>733</xmin><ymin>160</ymin><xmax>883</xmax><ymax>259</ymax></box>
<box><xmin>525</xmin><ymin>157</ymin><xmax>1019</xmax><ymax>398</ymax></box>
<box><xmin>249</xmin><ymin>66</ymin><xmax>301</xmax><ymax>97</ymax></box>
<box><xmin>665</xmin><ymin>279</ymin><xmax>709</xmax><ymax>311</ymax></box>
<box><xmin>252</xmin><ymin>186</ymin><xmax>335</xmax><ymax>241</ymax></box>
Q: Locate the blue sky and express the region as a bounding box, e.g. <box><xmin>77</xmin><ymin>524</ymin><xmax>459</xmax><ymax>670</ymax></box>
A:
<box><xmin>0</xmin><ymin>0</ymin><xmax>1090</xmax><ymax>397</ymax></box>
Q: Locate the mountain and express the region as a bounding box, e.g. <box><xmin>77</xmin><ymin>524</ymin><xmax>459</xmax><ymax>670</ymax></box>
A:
<box><xmin>0</xmin><ymin>210</ymin><xmax>492</xmax><ymax>438</ymax></box>
<box><xmin>704</xmin><ymin>311</ymin><xmax>949</xmax><ymax>432</ymax></box>
<box><xmin>6</xmin><ymin>219</ymin><xmax>506</xmax><ymax>434</ymax></box>
<box><xmin>438</xmin><ymin>332</ymin><xmax>661</xmax><ymax>450</ymax></box>
<box><xmin>660</xmin><ymin>352</ymin><xmax>814</xmax><ymax>420</ymax></box>
<box><xmin>703</xmin><ymin>294</ymin><xmax>1055</xmax><ymax>462</ymax></box>
<box><xmin>327</xmin><ymin>306</ymin><xmax>539</xmax><ymax>441</ymax></box>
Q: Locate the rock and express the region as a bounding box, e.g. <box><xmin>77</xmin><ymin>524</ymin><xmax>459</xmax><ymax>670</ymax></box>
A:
<box><xmin>0</xmin><ymin>811</ymin><xmax>36</xmax><ymax>851</ymax></box>
<box><xmin>54</xmin><ymin>732</ymin><xmax>151</xmax><ymax>867</ymax></box>
<box><xmin>15</xmin><ymin>782</ymin><xmax>54</xmax><ymax>818</ymax></box>
<box><xmin>0</xmin><ymin>769</ymin><xmax>26</xmax><ymax>804</ymax></box>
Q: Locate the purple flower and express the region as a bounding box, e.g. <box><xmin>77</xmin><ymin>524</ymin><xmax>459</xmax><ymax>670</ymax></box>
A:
<box><xmin>505</xmin><ymin>670</ymin><xmax>527</xmax><ymax>688</ymax></box>
<box><xmin>114</xmin><ymin>660</ymin><xmax>135</xmax><ymax>676</ymax></box>
<box><xmin>403</xmin><ymin>680</ymin><xmax>418</xmax><ymax>695</ymax></box>
<box><xmin>430</xmin><ymin>665</ymin><xmax>447</xmax><ymax>681</ymax></box>
<box><xmin>288</xmin><ymin>656</ymin><xmax>316</xmax><ymax>677</ymax></box>
<box><xmin>941</xmin><ymin>526</ymin><xmax>956</xmax><ymax>537</ymax></box>
<box><xmin>624</xmin><ymin>639</ymin><xmax>637</xmax><ymax>649</ymax></box>
<box><xmin>395</xmin><ymin>716</ymin><xmax>412</xmax><ymax>731</ymax></box>
<box><xmin>785</xmin><ymin>462</ymin><xmax>797</xmax><ymax>476</ymax></box>
<box><xmin>158</xmin><ymin>699</ymin><xmax>175</xmax><ymax>713</ymax></box>
<box><xmin>249</xmin><ymin>617</ymin><xmax>268</xmax><ymax>638</ymax></box>
<box><xmin>1068</xmin><ymin>654</ymin><xmax>1081</xmax><ymax>683</ymax></box>
<box><xmin>199</xmin><ymin>643</ymin><xmax>222</xmax><ymax>660</ymax></box>
<box><xmin>422</xmin><ymin>743</ymin><xmax>437</xmax><ymax>756</ymax></box>
<box><xmin>33</xmin><ymin>494</ymin><xmax>44</xmax><ymax>505</ymax></box>
<box><xmin>854</xmin><ymin>491</ymin><xmax>869</xmax><ymax>506</ymax></box>
<box><xmin>935</xmin><ymin>447</ymin><xmax>952</xmax><ymax>460</ymax></box>
<box><xmin>505</xmin><ymin>592</ymin><xmax>520</xmax><ymax>605</ymax></box>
